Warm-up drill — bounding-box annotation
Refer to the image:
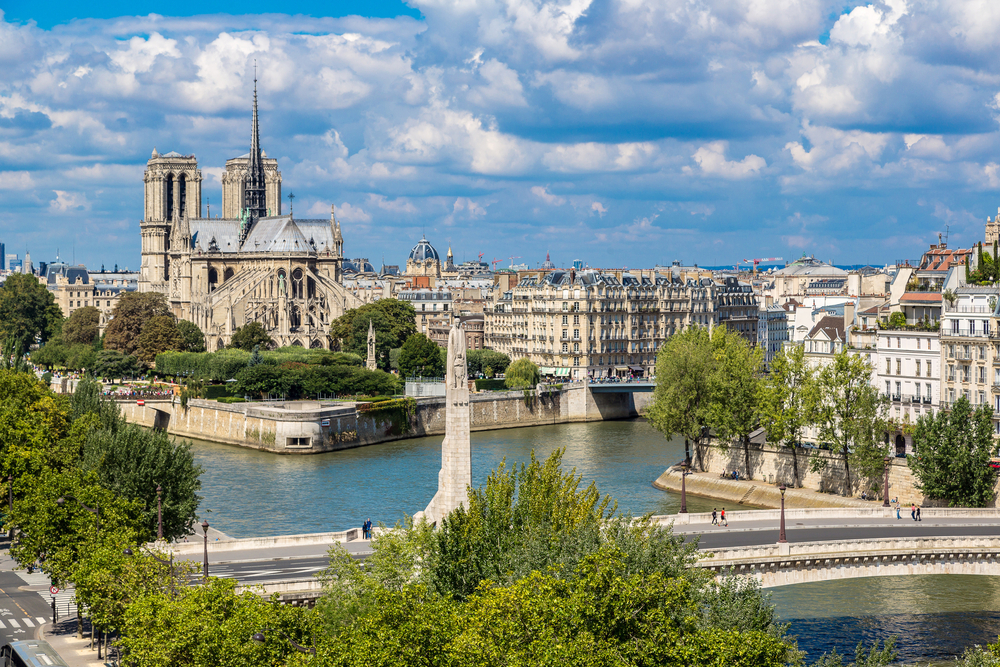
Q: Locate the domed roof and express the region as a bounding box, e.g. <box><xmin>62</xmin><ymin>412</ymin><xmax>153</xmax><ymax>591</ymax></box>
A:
<box><xmin>773</xmin><ymin>255</ymin><xmax>847</xmax><ymax>277</ymax></box>
<box><xmin>409</xmin><ymin>237</ymin><xmax>440</xmax><ymax>262</ymax></box>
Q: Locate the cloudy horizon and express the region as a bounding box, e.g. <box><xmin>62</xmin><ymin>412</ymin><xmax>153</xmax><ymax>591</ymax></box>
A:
<box><xmin>3</xmin><ymin>0</ymin><xmax>1000</xmax><ymax>271</ymax></box>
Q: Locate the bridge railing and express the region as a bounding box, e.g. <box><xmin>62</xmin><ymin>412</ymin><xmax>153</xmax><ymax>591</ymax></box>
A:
<box><xmin>654</xmin><ymin>506</ymin><xmax>1000</xmax><ymax>526</ymax></box>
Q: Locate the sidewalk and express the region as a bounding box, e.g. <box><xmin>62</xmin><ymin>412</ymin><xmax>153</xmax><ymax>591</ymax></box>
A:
<box><xmin>654</xmin><ymin>469</ymin><xmax>879</xmax><ymax>509</ymax></box>
<box><xmin>38</xmin><ymin>618</ymin><xmax>108</xmax><ymax>667</ymax></box>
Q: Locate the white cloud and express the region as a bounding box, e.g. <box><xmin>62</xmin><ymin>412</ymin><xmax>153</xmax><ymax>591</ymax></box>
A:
<box><xmin>336</xmin><ymin>202</ymin><xmax>372</xmax><ymax>222</ymax></box>
<box><xmin>591</xmin><ymin>201</ymin><xmax>607</xmax><ymax>216</ymax></box>
<box><xmin>691</xmin><ymin>141</ymin><xmax>766</xmax><ymax>179</ymax></box>
<box><xmin>531</xmin><ymin>186</ymin><xmax>565</xmax><ymax>205</ymax></box>
<box><xmin>0</xmin><ymin>171</ymin><xmax>33</xmax><ymax>189</ymax></box>
<box><xmin>49</xmin><ymin>190</ymin><xmax>90</xmax><ymax>212</ymax></box>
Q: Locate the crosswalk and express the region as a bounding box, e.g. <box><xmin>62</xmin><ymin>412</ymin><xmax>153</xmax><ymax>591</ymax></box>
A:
<box><xmin>0</xmin><ymin>617</ymin><xmax>47</xmax><ymax>629</ymax></box>
<box><xmin>16</xmin><ymin>570</ymin><xmax>78</xmax><ymax>619</ymax></box>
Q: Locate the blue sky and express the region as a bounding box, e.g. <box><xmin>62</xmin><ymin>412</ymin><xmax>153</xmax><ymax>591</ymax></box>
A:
<box><xmin>3</xmin><ymin>0</ymin><xmax>1000</xmax><ymax>270</ymax></box>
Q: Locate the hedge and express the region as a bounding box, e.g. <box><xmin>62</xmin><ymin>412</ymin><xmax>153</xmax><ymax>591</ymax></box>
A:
<box><xmin>155</xmin><ymin>348</ymin><xmax>363</xmax><ymax>382</ymax></box>
<box><xmin>217</xmin><ymin>396</ymin><xmax>246</xmax><ymax>404</ymax></box>
<box><xmin>474</xmin><ymin>379</ymin><xmax>507</xmax><ymax>391</ymax></box>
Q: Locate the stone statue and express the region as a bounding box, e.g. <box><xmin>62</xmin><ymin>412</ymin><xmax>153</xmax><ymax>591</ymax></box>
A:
<box><xmin>366</xmin><ymin>319</ymin><xmax>377</xmax><ymax>370</ymax></box>
<box><xmin>278</xmin><ymin>273</ymin><xmax>286</xmax><ymax>295</ymax></box>
<box><xmin>449</xmin><ymin>325</ymin><xmax>467</xmax><ymax>388</ymax></box>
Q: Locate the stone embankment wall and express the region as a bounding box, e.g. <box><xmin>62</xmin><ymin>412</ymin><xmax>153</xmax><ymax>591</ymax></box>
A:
<box><xmin>655</xmin><ymin>440</ymin><xmax>1000</xmax><ymax>508</ymax></box>
<box><xmin>116</xmin><ymin>384</ymin><xmax>653</xmax><ymax>454</ymax></box>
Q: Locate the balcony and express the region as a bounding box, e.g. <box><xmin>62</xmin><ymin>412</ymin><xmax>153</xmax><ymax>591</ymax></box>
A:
<box><xmin>891</xmin><ymin>394</ymin><xmax>901</xmax><ymax>402</ymax></box>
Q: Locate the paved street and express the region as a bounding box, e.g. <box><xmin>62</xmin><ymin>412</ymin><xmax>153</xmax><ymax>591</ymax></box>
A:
<box><xmin>0</xmin><ymin>570</ymin><xmax>56</xmax><ymax>645</ymax></box>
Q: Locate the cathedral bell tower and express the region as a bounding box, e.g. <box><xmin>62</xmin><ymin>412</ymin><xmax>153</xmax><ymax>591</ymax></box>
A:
<box><xmin>139</xmin><ymin>147</ymin><xmax>201</xmax><ymax>293</ymax></box>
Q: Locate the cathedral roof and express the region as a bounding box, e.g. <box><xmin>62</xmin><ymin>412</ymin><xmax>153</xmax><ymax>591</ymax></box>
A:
<box><xmin>409</xmin><ymin>237</ymin><xmax>439</xmax><ymax>262</ymax></box>
<box><xmin>190</xmin><ymin>215</ymin><xmax>336</xmax><ymax>254</ymax></box>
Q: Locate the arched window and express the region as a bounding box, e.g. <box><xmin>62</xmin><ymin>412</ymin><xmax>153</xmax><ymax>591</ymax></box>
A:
<box><xmin>208</xmin><ymin>268</ymin><xmax>218</xmax><ymax>293</ymax></box>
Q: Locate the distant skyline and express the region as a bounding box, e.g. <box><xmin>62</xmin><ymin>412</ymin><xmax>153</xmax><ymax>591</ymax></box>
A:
<box><xmin>4</xmin><ymin>1</ymin><xmax>1000</xmax><ymax>270</ymax></box>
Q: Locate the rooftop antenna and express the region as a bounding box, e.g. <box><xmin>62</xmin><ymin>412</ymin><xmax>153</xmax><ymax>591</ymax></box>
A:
<box><xmin>943</xmin><ymin>224</ymin><xmax>950</xmax><ymax>247</ymax></box>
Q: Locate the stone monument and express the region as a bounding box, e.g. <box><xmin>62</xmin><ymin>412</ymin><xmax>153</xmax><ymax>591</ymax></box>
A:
<box><xmin>366</xmin><ymin>319</ymin><xmax>377</xmax><ymax>370</ymax></box>
<box><xmin>415</xmin><ymin>322</ymin><xmax>471</xmax><ymax>525</ymax></box>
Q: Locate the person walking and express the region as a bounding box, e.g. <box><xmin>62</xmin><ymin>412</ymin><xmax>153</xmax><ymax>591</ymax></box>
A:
<box><xmin>895</xmin><ymin>504</ymin><xmax>901</xmax><ymax>520</ymax></box>
<box><xmin>361</xmin><ymin>520</ymin><xmax>367</xmax><ymax>540</ymax></box>
<box><xmin>712</xmin><ymin>508</ymin><xmax>718</xmax><ymax>526</ymax></box>
<box><xmin>916</xmin><ymin>506</ymin><xmax>921</xmax><ymax>522</ymax></box>
<box><xmin>911</xmin><ymin>503</ymin><xmax>916</xmax><ymax>521</ymax></box>
<box><xmin>720</xmin><ymin>508</ymin><xmax>728</xmax><ymax>527</ymax></box>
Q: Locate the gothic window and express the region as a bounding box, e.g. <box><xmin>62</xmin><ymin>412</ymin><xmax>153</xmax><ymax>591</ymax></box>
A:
<box><xmin>208</xmin><ymin>268</ymin><xmax>218</xmax><ymax>293</ymax></box>
<box><xmin>223</xmin><ymin>267</ymin><xmax>235</xmax><ymax>283</ymax></box>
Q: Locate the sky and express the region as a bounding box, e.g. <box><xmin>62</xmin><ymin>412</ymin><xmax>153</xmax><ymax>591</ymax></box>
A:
<box><xmin>4</xmin><ymin>0</ymin><xmax>1000</xmax><ymax>271</ymax></box>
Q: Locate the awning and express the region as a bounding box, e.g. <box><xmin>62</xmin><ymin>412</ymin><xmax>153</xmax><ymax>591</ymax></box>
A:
<box><xmin>614</xmin><ymin>366</ymin><xmax>629</xmax><ymax>372</ymax></box>
<box><xmin>628</xmin><ymin>365</ymin><xmax>645</xmax><ymax>372</ymax></box>
<box><xmin>556</xmin><ymin>367</ymin><xmax>571</xmax><ymax>377</ymax></box>
<box><xmin>540</xmin><ymin>367</ymin><xmax>555</xmax><ymax>375</ymax></box>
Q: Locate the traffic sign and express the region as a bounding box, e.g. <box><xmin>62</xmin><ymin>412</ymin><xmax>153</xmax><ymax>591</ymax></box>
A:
<box><xmin>49</xmin><ymin>586</ymin><xmax>59</xmax><ymax>596</ymax></box>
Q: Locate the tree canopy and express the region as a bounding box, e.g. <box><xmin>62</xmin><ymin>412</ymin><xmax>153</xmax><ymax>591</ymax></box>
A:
<box><xmin>909</xmin><ymin>396</ymin><xmax>997</xmax><ymax>507</ymax></box>
<box><xmin>104</xmin><ymin>292</ymin><xmax>171</xmax><ymax>357</ymax></box>
<box><xmin>177</xmin><ymin>320</ymin><xmax>206</xmax><ymax>352</ymax></box>
<box><xmin>136</xmin><ymin>315</ymin><xmax>184</xmax><ymax>367</ymax></box>
<box><xmin>504</xmin><ymin>358</ymin><xmax>540</xmax><ymax>390</ymax></box>
<box><xmin>228</xmin><ymin>322</ymin><xmax>273</xmax><ymax>351</ymax></box>
<box><xmin>0</xmin><ymin>273</ymin><xmax>62</xmax><ymax>355</ymax></box>
<box><xmin>757</xmin><ymin>345</ymin><xmax>818</xmax><ymax>488</ymax></box>
<box><xmin>330</xmin><ymin>300</ymin><xmax>416</xmax><ymax>371</ymax></box>
<box><xmin>398</xmin><ymin>333</ymin><xmax>444</xmax><ymax>378</ymax></box>
<box><xmin>63</xmin><ymin>306</ymin><xmax>101</xmax><ymax>345</ymax></box>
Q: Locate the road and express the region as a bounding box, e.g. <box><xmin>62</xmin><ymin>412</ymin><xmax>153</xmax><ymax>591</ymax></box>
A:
<box><xmin>0</xmin><ymin>570</ymin><xmax>57</xmax><ymax>645</ymax></box>
<box><xmin>187</xmin><ymin>518</ymin><xmax>1000</xmax><ymax>584</ymax></box>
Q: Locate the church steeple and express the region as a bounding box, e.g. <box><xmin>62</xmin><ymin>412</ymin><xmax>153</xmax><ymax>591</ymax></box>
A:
<box><xmin>241</xmin><ymin>64</ymin><xmax>268</xmax><ymax>245</ymax></box>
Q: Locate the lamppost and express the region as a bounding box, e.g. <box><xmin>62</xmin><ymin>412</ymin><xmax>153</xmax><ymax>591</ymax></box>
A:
<box><xmin>56</xmin><ymin>496</ymin><xmax>100</xmax><ymax>535</ymax></box>
<box><xmin>778</xmin><ymin>484</ymin><xmax>787</xmax><ymax>544</ymax></box>
<box><xmin>7</xmin><ymin>474</ymin><xmax>12</xmax><ymax>540</ymax></box>
<box><xmin>679</xmin><ymin>461</ymin><xmax>689</xmax><ymax>514</ymax></box>
<box><xmin>201</xmin><ymin>520</ymin><xmax>209</xmax><ymax>583</ymax></box>
<box><xmin>252</xmin><ymin>628</ymin><xmax>316</xmax><ymax>656</ymax></box>
<box><xmin>156</xmin><ymin>485</ymin><xmax>163</xmax><ymax>541</ymax></box>
<box><xmin>882</xmin><ymin>455</ymin><xmax>892</xmax><ymax>508</ymax></box>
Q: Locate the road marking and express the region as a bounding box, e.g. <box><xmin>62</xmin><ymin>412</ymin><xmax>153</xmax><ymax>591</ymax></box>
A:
<box><xmin>22</xmin><ymin>619</ymin><xmax>33</xmax><ymax>627</ymax></box>
<box><xmin>35</xmin><ymin>617</ymin><xmax>45</xmax><ymax>624</ymax></box>
<box><xmin>0</xmin><ymin>619</ymin><xmax>7</xmax><ymax>628</ymax></box>
<box><xmin>9</xmin><ymin>619</ymin><xmax>20</xmax><ymax>628</ymax></box>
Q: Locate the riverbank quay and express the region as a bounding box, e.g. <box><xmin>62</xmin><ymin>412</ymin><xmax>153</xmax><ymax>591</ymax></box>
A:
<box><xmin>106</xmin><ymin>382</ymin><xmax>653</xmax><ymax>454</ymax></box>
<box><xmin>654</xmin><ymin>437</ymin><xmax>990</xmax><ymax>508</ymax></box>
<box><xmin>654</xmin><ymin>469</ymin><xmax>879</xmax><ymax>509</ymax></box>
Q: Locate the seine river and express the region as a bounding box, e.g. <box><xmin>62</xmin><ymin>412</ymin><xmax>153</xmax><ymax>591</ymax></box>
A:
<box><xmin>189</xmin><ymin>419</ymin><xmax>1000</xmax><ymax>662</ymax></box>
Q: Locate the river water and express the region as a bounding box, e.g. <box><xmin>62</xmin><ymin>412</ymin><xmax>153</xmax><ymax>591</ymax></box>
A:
<box><xmin>189</xmin><ymin>418</ymin><xmax>1000</xmax><ymax>662</ymax></box>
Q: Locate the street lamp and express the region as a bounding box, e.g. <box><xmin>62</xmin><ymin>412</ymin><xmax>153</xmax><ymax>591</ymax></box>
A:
<box><xmin>679</xmin><ymin>461</ymin><xmax>689</xmax><ymax>514</ymax></box>
<box><xmin>883</xmin><ymin>455</ymin><xmax>892</xmax><ymax>508</ymax></box>
<box><xmin>56</xmin><ymin>496</ymin><xmax>100</xmax><ymax>535</ymax></box>
<box><xmin>7</xmin><ymin>474</ymin><xmax>12</xmax><ymax>540</ymax></box>
<box><xmin>156</xmin><ymin>485</ymin><xmax>163</xmax><ymax>541</ymax></box>
<box><xmin>252</xmin><ymin>628</ymin><xmax>316</xmax><ymax>656</ymax></box>
<box><xmin>778</xmin><ymin>484</ymin><xmax>787</xmax><ymax>544</ymax></box>
<box><xmin>201</xmin><ymin>520</ymin><xmax>209</xmax><ymax>583</ymax></box>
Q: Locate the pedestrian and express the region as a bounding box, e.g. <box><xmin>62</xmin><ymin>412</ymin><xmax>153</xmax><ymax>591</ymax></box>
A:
<box><xmin>711</xmin><ymin>508</ymin><xmax>718</xmax><ymax>525</ymax></box>
<box><xmin>720</xmin><ymin>508</ymin><xmax>728</xmax><ymax>527</ymax></box>
<box><xmin>916</xmin><ymin>506</ymin><xmax>921</xmax><ymax>522</ymax></box>
<box><xmin>911</xmin><ymin>503</ymin><xmax>916</xmax><ymax>521</ymax></box>
<box><xmin>895</xmin><ymin>504</ymin><xmax>901</xmax><ymax>520</ymax></box>
<box><xmin>361</xmin><ymin>520</ymin><xmax>367</xmax><ymax>540</ymax></box>
<box><xmin>366</xmin><ymin>518</ymin><xmax>372</xmax><ymax>539</ymax></box>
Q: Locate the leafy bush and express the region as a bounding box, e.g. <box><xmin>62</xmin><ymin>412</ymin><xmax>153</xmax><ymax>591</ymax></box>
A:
<box><xmin>473</xmin><ymin>378</ymin><xmax>507</xmax><ymax>391</ymax></box>
<box><xmin>217</xmin><ymin>397</ymin><xmax>246</xmax><ymax>404</ymax></box>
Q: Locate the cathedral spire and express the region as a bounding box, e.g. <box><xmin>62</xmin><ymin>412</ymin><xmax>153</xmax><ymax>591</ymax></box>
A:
<box><xmin>241</xmin><ymin>62</ymin><xmax>268</xmax><ymax>245</ymax></box>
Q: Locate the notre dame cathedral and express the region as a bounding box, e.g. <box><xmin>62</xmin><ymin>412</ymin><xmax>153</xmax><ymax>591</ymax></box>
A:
<box><xmin>138</xmin><ymin>80</ymin><xmax>360</xmax><ymax>351</ymax></box>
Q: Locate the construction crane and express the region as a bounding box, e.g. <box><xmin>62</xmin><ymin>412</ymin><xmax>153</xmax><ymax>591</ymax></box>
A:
<box><xmin>478</xmin><ymin>252</ymin><xmax>484</xmax><ymax>264</ymax></box>
<box><xmin>491</xmin><ymin>257</ymin><xmax>502</xmax><ymax>270</ymax></box>
<box><xmin>743</xmin><ymin>257</ymin><xmax>783</xmax><ymax>276</ymax></box>
<box><xmin>508</xmin><ymin>255</ymin><xmax>522</xmax><ymax>269</ymax></box>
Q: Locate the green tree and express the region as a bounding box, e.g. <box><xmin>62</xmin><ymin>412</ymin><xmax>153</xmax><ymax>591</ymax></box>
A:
<box><xmin>504</xmin><ymin>357</ymin><xmax>540</xmax><ymax>390</ymax></box>
<box><xmin>908</xmin><ymin>396</ymin><xmax>997</xmax><ymax>507</ymax></box>
<box><xmin>228</xmin><ymin>322</ymin><xmax>273</xmax><ymax>351</ymax></box>
<box><xmin>0</xmin><ymin>273</ymin><xmax>62</xmax><ymax>355</ymax></box>
<box><xmin>136</xmin><ymin>315</ymin><xmax>184</xmax><ymax>366</ymax></box>
<box><xmin>647</xmin><ymin>326</ymin><xmax>715</xmax><ymax>470</ymax></box>
<box><xmin>757</xmin><ymin>345</ymin><xmax>818</xmax><ymax>488</ymax></box>
<box><xmin>176</xmin><ymin>320</ymin><xmax>206</xmax><ymax>352</ymax></box>
<box><xmin>233</xmin><ymin>364</ymin><xmax>284</xmax><ymax>398</ymax></box>
<box><xmin>104</xmin><ymin>292</ymin><xmax>172</xmax><ymax>357</ymax></box>
<box><xmin>707</xmin><ymin>327</ymin><xmax>763</xmax><ymax>480</ymax></box>
<box><xmin>63</xmin><ymin>306</ymin><xmax>101</xmax><ymax>345</ymax></box>
<box><xmin>93</xmin><ymin>349</ymin><xmax>142</xmax><ymax>379</ymax></box>
<box><xmin>814</xmin><ymin>350</ymin><xmax>890</xmax><ymax>495</ymax></box>
<box><xmin>466</xmin><ymin>349</ymin><xmax>511</xmax><ymax>378</ymax></box>
<box><xmin>329</xmin><ymin>300</ymin><xmax>416</xmax><ymax>370</ymax></box>
<box><xmin>398</xmin><ymin>333</ymin><xmax>444</xmax><ymax>378</ymax></box>
<box><xmin>31</xmin><ymin>340</ymin><xmax>69</xmax><ymax>370</ymax></box>
<box><xmin>885</xmin><ymin>311</ymin><xmax>907</xmax><ymax>329</ymax></box>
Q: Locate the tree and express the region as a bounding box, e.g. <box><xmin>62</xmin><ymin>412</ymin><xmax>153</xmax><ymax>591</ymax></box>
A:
<box><xmin>908</xmin><ymin>396</ymin><xmax>997</xmax><ymax>507</ymax></box>
<box><xmin>466</xmin><ymin>349</ymin><xmax>511</xmax><ymax>378</ymax></box>
<box><xmin>647</xmin><ymin>326</ymin><xmax>715</xmax><ymax>470</ymax></box>
<box><xmin>886</xmin><ymin>311</ymin><xmax>907</xmax><ymax>329</ymax></box>
<box><xmin>398</xmin><ymin>334</ymin><xmax>445</xmax><ymax>378</ymax></box>
<box><xmin>104</xmin><ymin>292</ymin><xmax>171</xmax><ymax>357</ymax></box>
<box><xmin>504</xmin><ymin>358</ymin><xmax>540</xmax><ymax>390</ymax></box>
<box><xmin>177</xmin><ymin>320</ymin><xmax>206</xmax><ymax>352</ymax></box>
<box><xmin>814</xmin><ymin>350</ymin><xmax>890</xmax><ymax>495</ymax></box>
<box><xmin>707</xmin><ymin>327</ymin><xmax>763</xmax><ymax>480</ymax></box>
<box><xmin>93</xmin><ymin>349</ymin><xmax>142</xmax><ymax>379</ymax></box>
<box><xmin>233</xmin><ymin>364</ymin><xmax>284</xmax><ymax>398</ymax></box>
<box><xmin>63</xmin><ymin>306</ymin><xmax>101</xmax><ymax>345</ymax></box>
<box><xmin>136</xmin><ymin>316</ymin><xmax>184</xmax><ymax>367</ymax></box>
<box><xmin>0</xmin><ymin>273</ymin><xmax>62</xmax><ymax>355</ymax></box>
<box><xmin>757</xmin><ymin>345</ymin><xmax>818</xmax><ymax>488</ymax></box>
<box><xmin>329</xmin><ymin>300</ymin><xmax>416</xmax><ymax>370</ymax></box>
<box><xmin>228</xmin><ymin>322</ymin><xmax>273</xmax><ymax>351</ymax></box>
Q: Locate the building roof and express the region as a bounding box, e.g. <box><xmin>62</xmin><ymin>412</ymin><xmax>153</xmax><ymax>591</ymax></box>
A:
<box><xmin>899</xmin><ymin>292</ymin><xmax>942</xmax><ymax>303</ymax></box>
<box><xmin>806</xmin><ymin>315</ymin><xmax>846</xmax><ymax>342</ymax></box>
<box><xmin>189</xmin><ymin>216</ymin><xmax>335</xmax><ymax>254</ymax></box>
<box><xmin>773</xmin><ymin>255</ymin><xmax>848</xmax><ymax>277</ymax></box>
<box><xmin>918</xmin><ymin>246</ymin><xmax>972</xmax><ymax>272</ymax></box>
<box><xmin>409</xmin><ymin>237</ymin><xmax>440</xmax><ymax>262</ymax></box>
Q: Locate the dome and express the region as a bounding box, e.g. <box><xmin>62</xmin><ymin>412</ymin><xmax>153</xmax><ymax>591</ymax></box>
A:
<box><xmin>409</xmin><ymin>237</ymin><xmax>440</xmax><ymax>262</ymax></box>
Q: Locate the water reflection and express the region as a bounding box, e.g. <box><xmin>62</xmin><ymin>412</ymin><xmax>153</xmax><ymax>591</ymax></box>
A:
<box><xmin>772</xmin><ymin>575</ymin><xmax>1000</xmax><ymax>662</ymax></box>
<box><xmin>188</xmin><ymin>419</ymin><xmax>718</xmax><ymax>538</ymax></box>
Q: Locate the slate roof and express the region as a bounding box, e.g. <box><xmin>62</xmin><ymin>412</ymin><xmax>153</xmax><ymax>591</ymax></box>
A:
<box><xmin>189</xmin><ymin>215</ymin><xmax>334</xmax><ymax>254</ymax></box>
<box><xmin>806</xmin><ymin>315</ymin><xmax>846</xmax><ymax>342</ymax></box>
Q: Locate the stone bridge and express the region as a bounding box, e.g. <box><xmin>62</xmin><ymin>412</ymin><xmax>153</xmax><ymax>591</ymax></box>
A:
<box><xmin>698</xmin><ymin>536</ymin><xmax>1000</xmax><ymax>588</ymax></box>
